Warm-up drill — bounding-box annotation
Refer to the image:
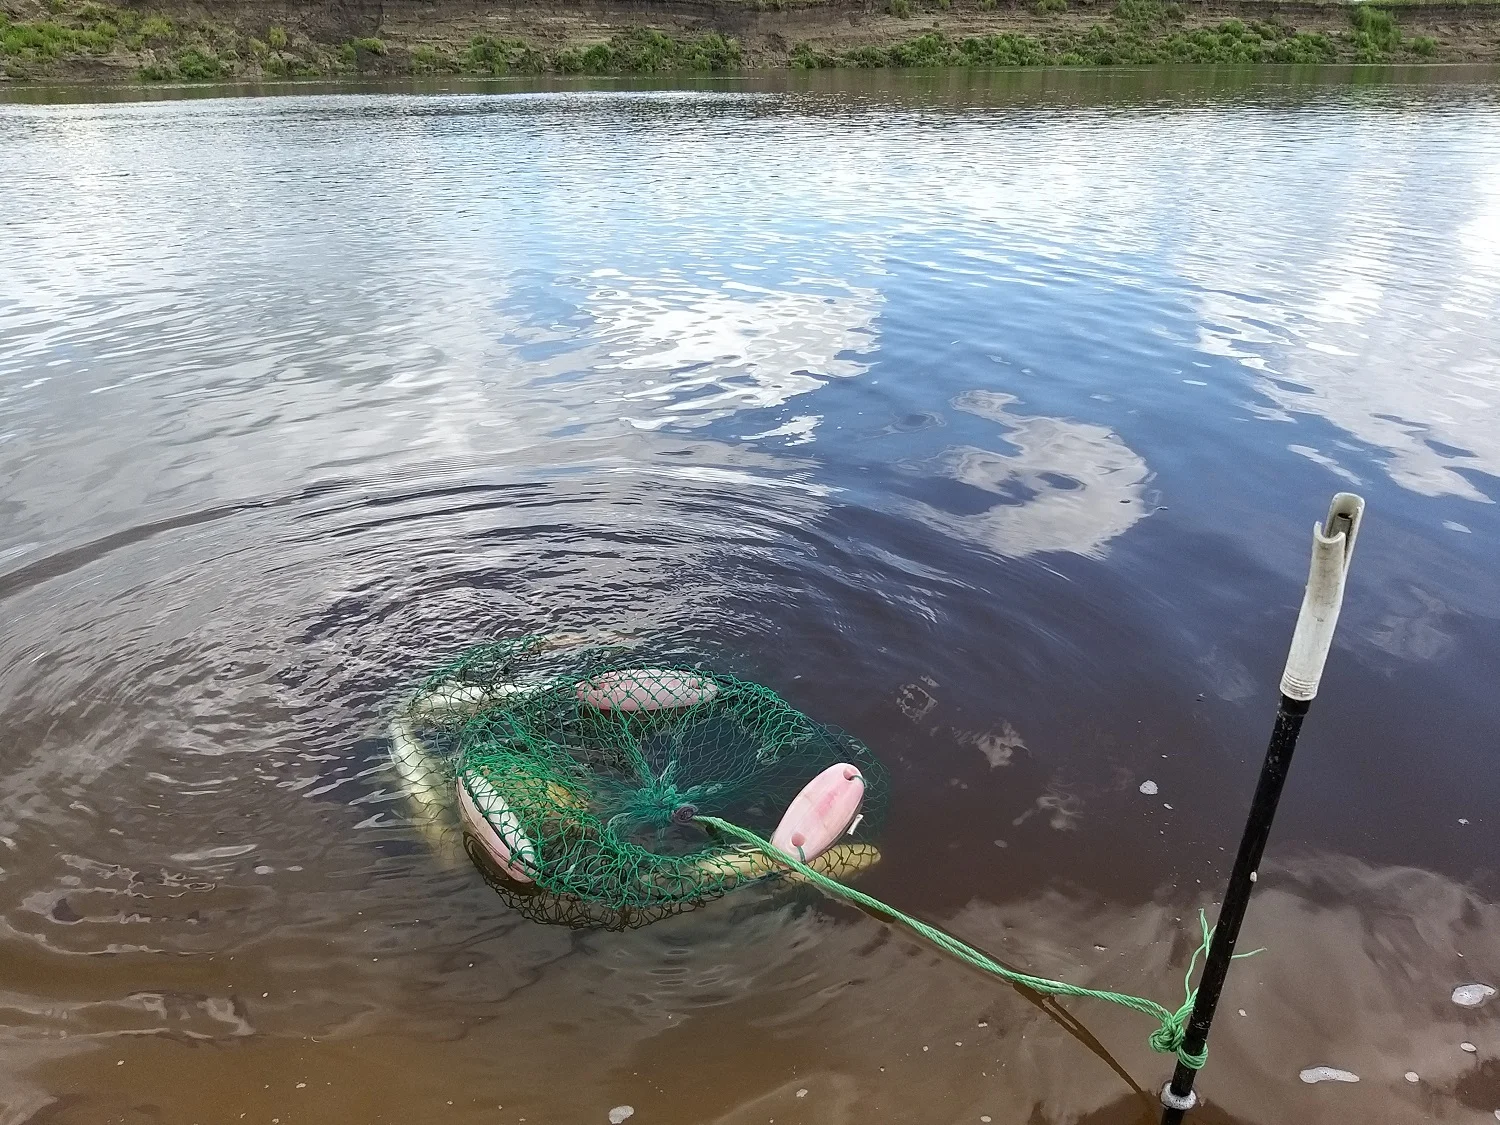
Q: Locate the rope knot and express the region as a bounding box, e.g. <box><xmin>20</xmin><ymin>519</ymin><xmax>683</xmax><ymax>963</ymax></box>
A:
<box><xmin>1148</xmin><ymin>1002</ymin><xmax>1207</xmax><ymax>1070</ymax></box>
<box><xmin>1148</xmin><ymin>1019</ymin><xmax>1187</xmax><ymax>1057</ymax></box>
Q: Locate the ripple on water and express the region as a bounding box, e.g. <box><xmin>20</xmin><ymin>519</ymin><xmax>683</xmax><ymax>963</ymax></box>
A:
<box><xmin>2</xmin><ymin>76</ymin><xmax>1500</xmax><ymax>1125</ymax></box>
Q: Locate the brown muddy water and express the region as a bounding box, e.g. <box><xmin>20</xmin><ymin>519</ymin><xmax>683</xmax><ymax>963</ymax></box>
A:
<box><xmin>2</xmin><ymin>68</ymin><xmax>1499</xmax><ymax>1125</ymax></box>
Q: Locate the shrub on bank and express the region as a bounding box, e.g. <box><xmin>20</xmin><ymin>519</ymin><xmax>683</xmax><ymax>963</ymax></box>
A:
<box><xmin>1349</xmin><ymin>4</ymin><xmax>1402</xmax><ymax>59</ymax></box>
<box><xmin>410</xmin><ymin>43</ymin><xmax>451</xmax><ymax>72</ymax></box>
<box><xmin>601</xmin><ymin>28</ymin><xmax>741</xmax><ymax>71</ymax></box>
<box><xmin>1</xmin><ymin>13</ymin><xmax>118</xmax><ymax>61</ymax></box>
<box><xmin>173</xmin><ymin>44</ymin><xmax>223</xmax><ymax>77</ymax></box>
<box><xmin>135</xmin><ymin>14</ymin><xmax>173</xmax><ymax>45</ymax></box>
<box><xmin>465</xmin><ymin>34</ymin><xmax>545</xmax><ymax>74</ymax></box>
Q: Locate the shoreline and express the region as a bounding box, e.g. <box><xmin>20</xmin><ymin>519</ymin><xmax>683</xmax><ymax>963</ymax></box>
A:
<box><xmin>3</xmin><ymin>0</ymin><xmax>1498</xmax><ymax>84</ymax></box>
<box><xmin>9</xmin><ymin>64</ymin><xmax>1500</xmax><ymax>106</ymax></box>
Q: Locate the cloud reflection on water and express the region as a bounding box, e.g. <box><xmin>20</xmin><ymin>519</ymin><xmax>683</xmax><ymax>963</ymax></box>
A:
<box><xmin>1184</xmin><ymin>128</ymin><xmax>1500</xmax><ymax>503</ymax></box>
<box><xmin>904</xmin><ymin>391</ymin><xmax>1151</xmax><ymax>559</ymax></box>
<box><xmin>585</xmin><ymin>271</ymin><xmax>882</xmax><ymax>432</ymax></box>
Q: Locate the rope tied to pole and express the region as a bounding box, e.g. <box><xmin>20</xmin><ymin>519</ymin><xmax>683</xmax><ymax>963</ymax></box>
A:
<box><xmin>697</xmin><ymin>816</ymin><xmax>1260</xmax><ymax>1070</ymax></box>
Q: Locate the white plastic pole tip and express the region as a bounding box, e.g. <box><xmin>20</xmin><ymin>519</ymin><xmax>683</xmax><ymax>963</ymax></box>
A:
<box><xmin>1279</xmin><ymin>493</ymin><xmax>1365</xmax><ymax>702</ymax></box>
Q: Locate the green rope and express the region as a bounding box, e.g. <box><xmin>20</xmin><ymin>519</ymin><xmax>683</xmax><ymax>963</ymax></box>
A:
<box><xmin>698</xmin><ymin>816</ymin><xmax>1259</xmax><ymax>1071</ymax></box>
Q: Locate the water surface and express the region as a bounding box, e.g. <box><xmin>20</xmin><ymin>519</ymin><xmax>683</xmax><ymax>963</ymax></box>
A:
<box><xmin>2</xmin><ymin>68</ymin><xmax>1499</xmax><ymax>1125</ymax></box>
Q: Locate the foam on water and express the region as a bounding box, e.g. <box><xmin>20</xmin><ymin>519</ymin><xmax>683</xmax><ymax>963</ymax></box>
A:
<box><xmin>1299</xmin><ymin>1067</ymin><xmax>1360</xmax><ymax>1085</ymax></box>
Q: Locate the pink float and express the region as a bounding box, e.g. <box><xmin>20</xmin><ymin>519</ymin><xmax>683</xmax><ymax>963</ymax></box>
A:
<box><xmin>457</xmin><ymin>774</ymin><xmax>537</xmax><ymax>883</ymax></box>
<box><xmin>577</xmin><ymin>669</ymin><xmax>720</xmax><ymax>712</ymax></box>
<box><xmin>770</xmin><ymin>762</ymin><xmax>865</xmax><ymax>864</ymax></box>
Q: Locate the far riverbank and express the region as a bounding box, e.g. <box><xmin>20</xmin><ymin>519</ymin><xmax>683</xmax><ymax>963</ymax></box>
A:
<box><xmin>3</xmin><ymin>0</ymin><xmax>1496</xmax><ymax>84</ymax></box>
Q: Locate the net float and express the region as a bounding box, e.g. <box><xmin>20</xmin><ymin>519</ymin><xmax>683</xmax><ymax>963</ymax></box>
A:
<box><xmin>576</xmin><ymin>669</ymin><xmax>721</xmax><ymax>712</ymax></box>
<box><xmin>770</xmin><ymin>762</ymin><xmax>865</xmax><ymax>863</ymax></box>
<box><xmin>457</xmin><ymin>772</ymin><xmax>539</xmax><ymax>883</ymax></box>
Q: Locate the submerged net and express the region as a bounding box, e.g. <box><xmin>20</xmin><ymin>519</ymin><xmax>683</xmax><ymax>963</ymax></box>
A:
<box><xmin>399</xmin><ymin>637</ymin><xmax>887</xmax><ymax>929</ymax></box>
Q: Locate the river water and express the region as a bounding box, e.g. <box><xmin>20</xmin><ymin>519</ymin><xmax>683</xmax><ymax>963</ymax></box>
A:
<box><xmin>2</xmin><ymin>68</ymin><xmax>1499</xmax><ymax>1125</ymax></box>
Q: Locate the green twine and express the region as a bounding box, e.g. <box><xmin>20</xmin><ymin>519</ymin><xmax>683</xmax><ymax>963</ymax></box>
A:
<box><xmin>698</xmin><ymin>816</ymin><xmax>1261</xmax><ymax>1071</ymax></box>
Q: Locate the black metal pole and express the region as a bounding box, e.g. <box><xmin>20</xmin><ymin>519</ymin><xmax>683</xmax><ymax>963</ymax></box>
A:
<box><xmin>1159</xmin><ymin>692</ymin><xmax>1311</xmax><ymax>1124</ymax></box>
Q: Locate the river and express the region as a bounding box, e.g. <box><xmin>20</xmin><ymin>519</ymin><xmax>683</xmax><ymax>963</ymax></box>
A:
<box><xmin>2</xmin><ymin>68</ymin><xmax>1498</xmax><ymax>1125</ymax></box>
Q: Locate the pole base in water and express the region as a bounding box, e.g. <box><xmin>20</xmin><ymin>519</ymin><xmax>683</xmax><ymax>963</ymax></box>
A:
<box><xmin>1159</xmin><ymin>1083</ymin><xmax>1198</xmax><ymax>1113</ymax></box>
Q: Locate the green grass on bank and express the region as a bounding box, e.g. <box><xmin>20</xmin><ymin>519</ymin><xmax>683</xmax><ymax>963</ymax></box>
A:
<box><xmin>797</xmin><ymin>23</ymin><xmax>1339</xmax><ymax>66</ymax></box>
<box><xmin>0</xmin><ymin>0</ymin><xmax>1456</xmax><ymax>81</ymax></box>
<box><xmin>0</xmin><ymin>12</ymin><xmax>747</xmax><ymax>79</ymax></box>
<box><xmin>794</xmin><ymin>0</ymin><xmax>1441</xmax><ymax>66</ymax></box>
<box><xmin>440</xmin><ymin>28</ymin><xmax>743</xmax><ymax>76</ymax></box>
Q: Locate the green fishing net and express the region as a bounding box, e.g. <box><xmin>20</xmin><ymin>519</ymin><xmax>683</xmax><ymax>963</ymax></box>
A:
<box><xmin>397</xmin><ymin>637</ymin><xmax>887</xmax><ymax>930</ymax></box>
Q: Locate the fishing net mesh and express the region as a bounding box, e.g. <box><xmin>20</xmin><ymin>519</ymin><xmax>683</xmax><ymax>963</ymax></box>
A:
<box><xmin>402</xmin><ymin>637</ymin><xmax>887</xmax><ymax>930</ymax></box>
